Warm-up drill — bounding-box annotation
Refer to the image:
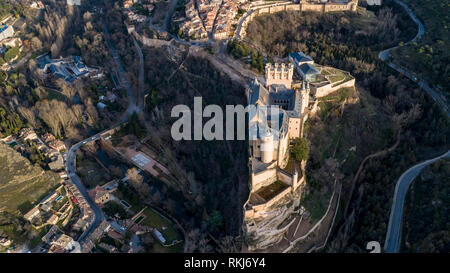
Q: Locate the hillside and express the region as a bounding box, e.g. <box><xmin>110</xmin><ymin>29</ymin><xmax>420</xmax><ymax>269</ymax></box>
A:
<box><xmin>0</xmin><ymin>143</ymin><xmax>60</xmax><ymax>214</ymax></box>
<box><xmin>402</xmin><ymin>158</ymin><xmax>450</xmax><ymax>253</ymax></box>
<box><xmin>391</xmin><ymin>0</ymin><xmax>450</xmax><ymax>93</ymax></box>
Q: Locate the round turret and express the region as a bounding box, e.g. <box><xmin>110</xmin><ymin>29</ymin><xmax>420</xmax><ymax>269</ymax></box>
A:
<box><xmin>260</xmin><ymin>131</ymin><xmax>274</xmax><ymax>163</ymax></box>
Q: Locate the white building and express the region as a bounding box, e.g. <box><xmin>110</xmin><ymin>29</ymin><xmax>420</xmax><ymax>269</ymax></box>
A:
<box><xmin>67</xmin><ymin>0</ymin><xmax>81</xmax><ymax>6</ymax></box>
<box><xmin>0</xmin><ymin>25</ymin><xmax>14</xmax><ymax>41</ymax></box>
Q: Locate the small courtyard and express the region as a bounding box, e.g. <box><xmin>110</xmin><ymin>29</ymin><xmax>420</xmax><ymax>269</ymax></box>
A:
<box><xmin>255</xmin><ymin>180</ymin><xmax>290</xmax><ymax>202</ymax></box>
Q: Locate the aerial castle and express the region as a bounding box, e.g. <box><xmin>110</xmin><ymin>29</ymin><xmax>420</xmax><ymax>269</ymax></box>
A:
<box><xmin>244</xmin><ymin>61</ymin><xmax>311</xmax><ymax>250</ymax></box>
<box><xmin>243</xmin><ymin>52</ymin><xmax>354</xmax><ymax>250</ymax></box>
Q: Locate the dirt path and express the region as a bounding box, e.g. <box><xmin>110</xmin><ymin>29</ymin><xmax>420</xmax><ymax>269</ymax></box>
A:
<box><xmin>343</xmin><ymin>130</ymin><xmax>401</xmax><ymax>216</ymax></box>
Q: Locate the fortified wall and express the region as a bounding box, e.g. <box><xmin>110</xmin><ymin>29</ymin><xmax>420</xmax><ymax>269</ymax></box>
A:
<box><xmin>236</xmin><ymin>0</ymin><xmax>358</xmax><ymax>39</ymax></box>
<box><xmin>265</xmin><ymin>63</ymin><xmax>294</xmax><ymax>89</ymax></box>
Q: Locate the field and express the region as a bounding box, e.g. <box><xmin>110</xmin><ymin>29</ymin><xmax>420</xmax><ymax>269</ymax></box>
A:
<box><xmin>0</xmin><ymin>143</ymin><xmax>60</xmax><ymax>214</ymax></box>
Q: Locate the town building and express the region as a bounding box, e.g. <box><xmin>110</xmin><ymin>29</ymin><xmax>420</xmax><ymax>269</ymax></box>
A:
<box><xmin>42</xmin><ymin>225</ymin><xmax>61</xmax><ymax>244</ymax></box>
<box><xmin>92</xmin><ymin>187</ymin><xmax>110</xmax><ymax>205</ymax></box>
<box><xmin>37</xmin><ymin>55</ymin><xmax>99</xmax><ymax>83</ymax></box>
<box><xmin>180</xmin><ymin>0</ymin><xmax>238</xmax><ymax>40</ymax></box>
<box><xmin>46</xmin><ymin>214</ymin><xmax>59</xmax><ymax>225</ymax></box>
<box><xmin>0</xmin><ymin>37</ymin><xmax>21</xmax><ymax>48</ymax></box>
<box><xmin>0</xmin><ymin>25</ymin><xmax>14</xmax><ymax>41</ymax></box>
<box><xmin>19</xmin><ymin>128</ymin><xmax>38</xmax><ymax>142</ymax></box>
<box><xmin>48</xmin><ymin>234</ymin><xmax>81</xmax><ymax>253</ymax></box>
<box><xmin>30</xmin><ymin>1</ymin><xmax>45</xmax><ymax>9</ymax></box>
<box><xmin>24</xmin><ymin>206</ymin><xmax>40</xmax><ymax>222</ymax></box>
<box><xmin>41</xmin><ymin>133</ymin><xmax>56</xmax><ymax>144</ymax></box>
<box><xmin>98</xmin><ymin>243</ymin><xmax>117</xmax><ymax>253</ymax></box>
<box><xmin>48</xmin><ymin>139</ymin><xmax>66</xmax><ymax>152</ymax></box>
<box><xmin>365</xmin><ymin>0</ymin><xmax>382</xmax><ymax>6</ymax></box>
<box><xmin>0</xmin><ymin>237</ymin><xmax>11</xmax><ymax>247</ymax></box>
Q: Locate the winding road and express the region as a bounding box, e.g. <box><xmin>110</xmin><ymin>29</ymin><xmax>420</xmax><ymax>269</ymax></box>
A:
<box><xmin>64</xmin><ymin>25</ymin><xmax>143</xmax><ymax>244</ymax></box>
<box><xmin>381</xmin><ymin>0</ymin><xmax>450</xmax><ymax>253</ymax></box>
<box><xmin>384</xmin><ymin>149</ymin><xmax>450</xmax><ymax>253</ymax></box>
<box><xmin>378</xmin><ymin>0</ymin><xmax>449</xmax><ymax>117</ymax></box>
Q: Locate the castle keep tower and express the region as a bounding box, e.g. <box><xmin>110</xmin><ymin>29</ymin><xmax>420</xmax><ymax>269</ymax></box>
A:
<box><xmin>265</xmin><ymin>63</ymin><xmax>294</xmax><ymax>89</ymax></box>
<box><xmin>260</xmin><ymin>131</ymin><xmax>274</xmax><ymax>163</ymax></box>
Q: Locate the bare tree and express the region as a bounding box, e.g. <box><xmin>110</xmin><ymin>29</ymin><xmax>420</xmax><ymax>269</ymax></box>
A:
<box><xmin>217</xmin><ymin>236</ymin><xmax>240</xmax><ymax>253</ymax></box>
<box><xmin>17</xmin><ymin>106</ymin><xmax>38</xmax><ymax>128</ymax></box>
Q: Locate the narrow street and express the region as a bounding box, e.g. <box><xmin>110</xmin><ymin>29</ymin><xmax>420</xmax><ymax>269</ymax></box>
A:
<box><xmin>63</xmin><ymin>25</ymin><xmax>143</xmax><ymax>244</ymax></box>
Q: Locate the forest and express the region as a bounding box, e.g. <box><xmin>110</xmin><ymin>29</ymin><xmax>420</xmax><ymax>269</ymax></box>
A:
<box><xmin>0</xmin><ymin>0</ymin><xmax>27</xmax><ymax>20</ymax></box>
<box><xmin>402</xmin><ymin>158</ymin><xmax>450</xmax><ymax>253</ymax></box>
<box><xmin>391</xmin><ymin>0</ymin><xmax>450</xmax><ymax>93</ymax></box>
<box><xmin>141</xmin><ymin>47</ymin><xmax>249</xmax><ymax>250</ymax></box>
<box><xmin>246</xmin><ymin>6</ymin><xmax>450</xmax><ymax>252</ymax></box>
<box><xmin>0</xmin><ymin>0</ymin><xmax>128</xmax><ymax>143</ymax></box>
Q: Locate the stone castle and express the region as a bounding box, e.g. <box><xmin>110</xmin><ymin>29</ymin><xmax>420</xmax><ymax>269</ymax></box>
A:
<box><xmin>243</xmin><ymin>52</ymin><xmax>354</xmax><ymax>250</ymax></box>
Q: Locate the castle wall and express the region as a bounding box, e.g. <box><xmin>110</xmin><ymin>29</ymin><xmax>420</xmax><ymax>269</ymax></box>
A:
<box><xmin>251</xmin><ymin>168</ymin><xmax>277</xmax><ymax>192</ymax></box>
<box><xmin>133</xmin><ymin>32</ymin><xmax>171</xmax><ymax>48</ymax></box>
<box><xmin>236</xmin><ymin>1</ymin><xmax>357</xmax><ymax>39</ymax></box>
<box><xmin>300</xmin><ymin>3</ymin><xmax>325</xmax><ymax>12</ymax></box>
<box><xmin>312</xmin><ymin>78</ymin><xmax>355</xmax><ymax>97</ymax></box>
<box><xmin>288</xmin><ymin>117</ymin><xmax>301</xmax><ymax>139</ymax></box>
<box><xmin>246</xmin><ymin>186</ymin><xmax>292</xmax><ymax>216</ymax></box>
<box><xmin>245</xmin><ymin>174</ymin><xmax>305</xmax><ymax>218</ymax></box>
<box><xmin>277</xmin><ymin>171</ymin><xmax>293</xmax><ymax>186</ymax></box>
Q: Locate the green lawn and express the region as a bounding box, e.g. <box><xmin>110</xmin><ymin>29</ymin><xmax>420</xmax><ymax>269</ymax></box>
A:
<box><xmin>46</xmin><ymin>89</ymin><xmax>68</xmax><ymax>102</ymax></box>
<box><xmin>256</xmin><ymin>180</ymin><xmax>289</xmax><ymax>201</ymax></box>
<box><xmin>140</xmin><ymin>207</ymin><xmax>182</xmax><ymax>244</ymax></box>
<box><xmin>0</xmin><ymin>144</ymin><xmax>60</xmax><ymax>213</ymax></box>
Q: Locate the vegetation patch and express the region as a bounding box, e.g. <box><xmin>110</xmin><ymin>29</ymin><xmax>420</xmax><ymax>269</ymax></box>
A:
<box><xmin>140</xmin><ymin>207</ymin><xmax>182</xmax><ymax>244</ymax></box>
<box><xmin>256</xmin><ymin>180</ymin><xmax>289</xmax><ymax>201</ymax></box>
<box><xmin>402</xmin><ymin>158</ymin><xmax>450</xmax><ymax>253</ymax></box>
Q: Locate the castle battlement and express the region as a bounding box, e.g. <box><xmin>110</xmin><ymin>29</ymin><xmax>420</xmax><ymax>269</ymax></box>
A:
<box><xmin>265</xmin><ymin>62</ymin><xmax>294</xmax><ymax>89</ymax></box>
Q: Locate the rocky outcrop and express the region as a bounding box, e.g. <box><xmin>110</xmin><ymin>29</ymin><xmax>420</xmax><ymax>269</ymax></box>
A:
<box><xmin>244</xmin><ymin>187</ymin><xmax>302</xmax><ymax>250</ymax></box>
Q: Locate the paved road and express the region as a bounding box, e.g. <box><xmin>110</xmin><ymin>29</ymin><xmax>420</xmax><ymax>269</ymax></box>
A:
<box><xmin>382</xmin><ymin>0</ymin><xmax>450</xmax><ymax>253</ymax></box>
<box><xmin>384</xmin><ymin>149</ymin><xmax>450</xmax><ymax>253</ymax></box>
<box><xmin>66</xmin><ymin>135</ymin><xmax>105</xmax><ymax>243</ymax></box>
<box><xmin>105</xmin><ymin>26</ymin><xmax>139</xmax><ymax>116</ymax></box>
<box><xmin>378</xmin><ymin>0</ymin><xmax>449</xmax><ymax>117</ymax></box>
<box><xmin>64</xmin><ymin>26</ymin><xmax>142</xmax><ymax>244</ymax></box>
<box><xmin>162</xmin><ymin>0</ymin><xmax>180</xmax><ymax>32</ymax></box>
<box><xmin>3</xmin><ymin>52</ymin><xmax>32</xmax><ymax>71</ymax></box>
<box><xmin>234</xmin><ymin>9</ymin><xmax>254</xmax><ymax>40</ymax></box>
